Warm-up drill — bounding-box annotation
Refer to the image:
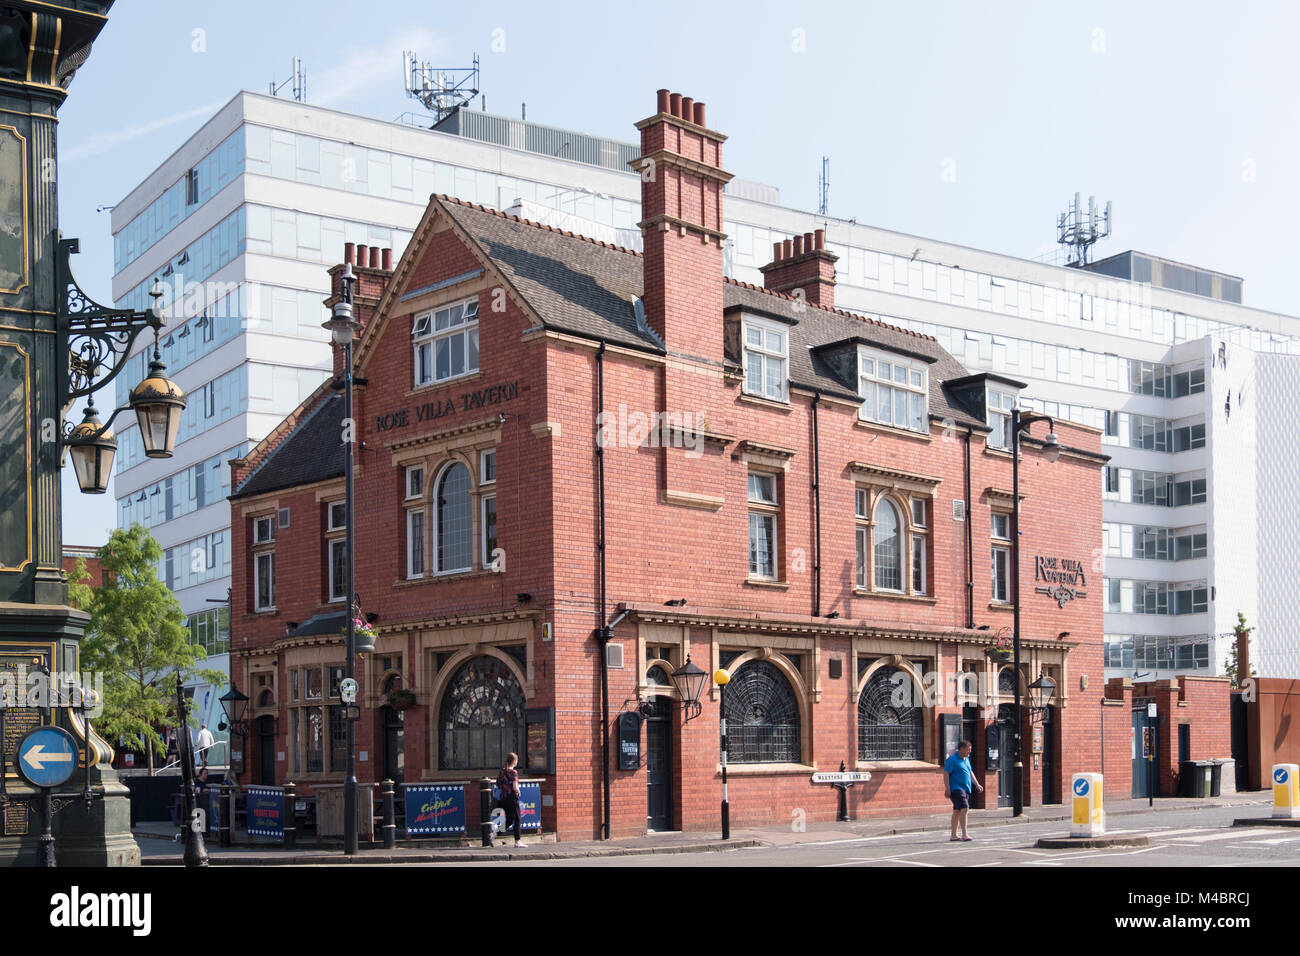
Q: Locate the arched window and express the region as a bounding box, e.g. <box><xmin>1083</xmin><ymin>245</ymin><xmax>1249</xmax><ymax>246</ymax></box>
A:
<box><xmin>873</xmin><ymin>499</ymin><xmax>902</xmax><ymax>590</ymax></box>
<box><xmin>998</xmin><ymin>667</ymin><xmax>1017</xmax><ymax>696</ymax></box>
<box><xmin>435</xmin><ymin>462</ymin><xmax>472</xmax><ymax>573</ymax></box>
<box><xmin>438</xmin><ymin>656</ymin><xmax>525</xmax><ymax>770</ymax></box>
<box><xmin>723</xmin><ymin>660</ymin><xmax>800</xmax><ymax>764</ymax></box>
<box><xmin>858</xmin><ymin>665</ymin><xmax>924</xmax><ymax>760</ymax></box>
<box><xmin>646</xmin><ymin>665</ymin><xmax>670</xmax><ymax>687</ymax></box>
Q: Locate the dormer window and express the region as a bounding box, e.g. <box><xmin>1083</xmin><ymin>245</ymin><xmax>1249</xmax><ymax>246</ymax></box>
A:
<box><xmin>742</xmin><ymin>316</ymin><xmax>788</xmax><ymax>402</ymax></box>
<box><xmin>986</xmin><ymin>387</ymin><xmax>1018</xmax><ymax>450</ymax></box>
<box><xmin>858</xmin><ymin>347</ymin><xmax>927</xmax><ymax>433</ymax></box>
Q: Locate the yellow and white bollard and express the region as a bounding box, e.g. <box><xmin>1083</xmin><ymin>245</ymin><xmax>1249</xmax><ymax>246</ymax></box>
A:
<box><xmin>1070</xmin><ymin>773</ymin><xmax>1104</xmax><ymax>837</ymax></box>
<box><xmin>1272</xmin><ymin>764</ymin><xmax>1300</xmax><ymax>819</ymax></box>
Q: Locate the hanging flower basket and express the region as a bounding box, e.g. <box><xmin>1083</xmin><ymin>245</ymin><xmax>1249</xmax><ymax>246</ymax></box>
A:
<box><xmin>985</xmin><ymin>633</ymin><xmax>1014</xmax><ymax>661</ymax></box>
<box><xmin>341</xmin><ymin>618</ymin><xmax>378</xmax><ymax>655</ymax></box>
<box><xmin>386</xmin><ymin>689</ymin><xmax>417</xmax><ymax>711</ymax></box>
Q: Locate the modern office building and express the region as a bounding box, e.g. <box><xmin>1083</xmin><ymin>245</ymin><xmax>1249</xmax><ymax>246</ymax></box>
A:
<box><xmin>111</xmin><ymin>89</ymin><xmax>1300</xmax><ymax>704</ymax></box>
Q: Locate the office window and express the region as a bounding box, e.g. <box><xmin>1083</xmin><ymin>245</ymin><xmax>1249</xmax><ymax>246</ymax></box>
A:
<box><xmin>748</xmin><ymin>472</ymin><xmax>778</xmax><ymax>579</ymax></box>
<box><xmin>986</xmin><ymin>387</ymin><xmax>1017</xmax><ymax>450</ymax></box>
<box><xmin>742</xmin><ymin>317</ymin><xmax>788</xmax><ymax>402</ymax></box>
<box><xmin>185</xmin><ymin>168</ymin><xmax>199</xmax><ymax>206</ymax></box>
<box><xmin>859</xmin><ymin>347</ymin><xmax>927</xmax><ymax>433</ymax></box>
<box><xmin>413</xmin><ymin>298</ymin><xmax>479</xmax><ymax>387</ymax></box>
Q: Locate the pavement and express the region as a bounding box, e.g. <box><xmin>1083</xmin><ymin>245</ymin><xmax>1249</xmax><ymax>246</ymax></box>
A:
<box><xmin>133</xmin><ymin>792</ymin><xmax>1272</xmax><ymax>866</ymax></box>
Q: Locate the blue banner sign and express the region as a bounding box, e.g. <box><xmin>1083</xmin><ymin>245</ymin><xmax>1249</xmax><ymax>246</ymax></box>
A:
<box><xmin>405</xmin><ymin>784</ymin><xmax>466</xmax><ymax>835</ymax></box>
<box><xmin>247</xmin><ymin>786</ymin><xmax>285</xmax><ymax>838</ymax></box>
<box><xmin>519</xmin><ymin>781</ymin><xmax>542</xmax><ymax>831</ymax></box>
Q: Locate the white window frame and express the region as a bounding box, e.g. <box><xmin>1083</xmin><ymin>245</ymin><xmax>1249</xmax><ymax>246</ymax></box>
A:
<box><xmin>254</xmin><ymin>551</ymin><xmax>275</xmax><ymax>611</ymax></box>
<box><xmin>253</xmin><ymin>515</ymin><xmax>275</xmax><ymax>544</ymax></box>
<box><xmin>406</xmin><ymin>508</ymin><xmax>425</xmax><ymax>579</ymax></box>
<box><xmin>747</xmin><ymin>472</ymin><xmax>779</xmax><ymax>580</ymax></box>
<box><xmin>327</xmin><ymin>500</ymin><xmax>347</xmax><ymax>531</ymax></box>
<box><xmin>872</xmin><ymin>497</ymin><xmax>904</xmax><ymax>592</ymax></box>
<box><xmin>858</xmin><ymin>346</ymin><xmax>928</xmax><ymax>433</ymax></box>
<box><xmin>328</xmin><ymin>538</ymin><xmax>348</xmax><ymax>602</ymax></box>
<box><xmin>405</xmin><ymin>465</ymin><xmax>424</xmax><ymax>501</ymax></box>
<box><xmin>480</xmin><ymin>448</ymin><xmax>496</xmax><ymax>485</ymax></box>
<box><xmin>481</xmin><ymin>494</ymin><xmax>498</xmax><ymax>570</ymax></box>
<box><xmin>991</xmin><ymin>512</ymin><xmax>1011</xmax><ymax>604</ymax></box>
<box><xmin>412</xmin><ymin>297</ymin><xmax>479</xmax><ymax>387</ymax></box>
<box><xmin>741</xmin><ymin>316</ymin><xmax>789</xmax><ymax>403</ymax></box>
<box><xmin>986</xmin><ymin>387</ymin><xmax>1018</xmax><ymax>450</ymax></box>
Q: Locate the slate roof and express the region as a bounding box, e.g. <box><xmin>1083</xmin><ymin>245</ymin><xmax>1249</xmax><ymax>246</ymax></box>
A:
<box><xmin>232</xmin><ymin>394</ymin><xmax>345</xmax><ymax>499</ymax></box>
<box><xmin>442</xmin><ymin>196</ymin><xmax>983</xmax><ymax>428</ymax></box>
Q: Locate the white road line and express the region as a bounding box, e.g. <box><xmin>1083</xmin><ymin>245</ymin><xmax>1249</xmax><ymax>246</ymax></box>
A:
<box><xmin>1147</xmin><ymin>826</ymin><xmax>1217</xmax><ymax>838</ymax></box>
<box><xmin>970</xmin><ymin>861</ymin><xmax>1003</xmax><ymax>867</ymax></box>
<box><xmin>1236</xmin><ymin>836</ymin><xmax>1300</xmax><ymax>846</ymax></box>
<box><xmin>1165</xmin><ymin>828</ymin><xmax>1276</xmax><ymax>843</ymax></box>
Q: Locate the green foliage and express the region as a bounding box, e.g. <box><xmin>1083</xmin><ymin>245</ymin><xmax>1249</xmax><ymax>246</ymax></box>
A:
<box><xmin>75</xmin><ymin>525</ymin><xmax>224</xmax><ymax>763</ymax></box>
<box><xmin>1224</xmin><ymin>612</ymin><xmax>1257</xmax><ymax>689</ymax></box>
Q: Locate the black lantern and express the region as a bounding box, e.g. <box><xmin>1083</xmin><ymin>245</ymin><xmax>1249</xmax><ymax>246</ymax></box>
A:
<box><xmin>129</xmin><ymin>350</ymin><xmax>187</xmax><ymax>458</ymax></box>
<box><xmin>66</xmin><ymin>401</ymin><xmax>117</xmax><ymax>494</ymax></box>
<box><xmin>670</xmin><ymin>656</ymin><xmax>708</xmax><ymax>722</ymax></box>
<box><xmin>1029</xmin><ymin>672</ymin><xmax>1057</xmax><ymax>715</ymax></box>
<box><xmin>218</xmin><ymin>685</ymin><xmax>249</xmax><ymax>740</ymax></box>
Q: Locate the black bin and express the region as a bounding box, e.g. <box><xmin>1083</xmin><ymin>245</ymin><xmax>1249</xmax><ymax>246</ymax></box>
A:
<box><xmin>1209</xmin><ymin>760</ymin><xmax>1223</xmax><ymax>797</ymax></box>
<box><xmin>1179</xmin><ymin>760</ymin><xmax>1199</xmax><ymax>797</ymax></box>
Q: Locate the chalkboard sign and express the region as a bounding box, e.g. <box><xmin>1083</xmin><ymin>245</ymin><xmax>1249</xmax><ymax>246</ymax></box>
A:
<box><xmin>617</xmin><ymin>712</ymin><xmax>641</xmax><ymax>771</ymax></box>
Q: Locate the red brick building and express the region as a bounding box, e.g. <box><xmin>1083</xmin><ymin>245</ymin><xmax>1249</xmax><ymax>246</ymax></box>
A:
<box><xmin>227</xmin><ymin>90</ymin><xmax>1113</xmax><ymax>840</ymax></box>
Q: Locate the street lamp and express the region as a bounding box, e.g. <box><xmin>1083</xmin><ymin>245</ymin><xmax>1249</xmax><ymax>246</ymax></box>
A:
<box><xmin>60</xmin><ymin>267</ymin><xmax>186</xmax><ymax>492</ymax></box>
<box><xmin>323</xmin><ymin>262</ymin><xmax>362</xmax><ymax>856</ymax></box>
<box><xmin>713</xmin><ymin>667</ymin><xmax>731</xmax><ymax>840</ymax></box>
<box><xmin>1028</xmin><ymin>672</ymin><xmax>1057</xmax><ymax>721</ymax></box>
<box><xmin>1010</xmin><ymin>408</ymin><xmax>1059</xmax><ymax>817</ymax></box>
<box><xmin>218</xmin><ymin>683</ymin><xmax>249</xmax><ymax>775</ymax></box>
<box><xmin>669</xmin><ymin>656</ymin><xmax>708</xmax><ymax>722</ymax></box>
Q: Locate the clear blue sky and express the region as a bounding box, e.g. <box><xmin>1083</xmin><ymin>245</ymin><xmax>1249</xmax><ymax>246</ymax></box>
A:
<box><xmin>57</xmin><ymin>0</ymin><xmax>1300</xmax><ymax>542</ymax></box>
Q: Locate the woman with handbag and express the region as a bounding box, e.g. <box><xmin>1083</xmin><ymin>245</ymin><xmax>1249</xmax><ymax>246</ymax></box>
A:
<box><xmin>495</xmin><ymin>752</ymin><xmax>524</xmax><ymax>847</ymax></box>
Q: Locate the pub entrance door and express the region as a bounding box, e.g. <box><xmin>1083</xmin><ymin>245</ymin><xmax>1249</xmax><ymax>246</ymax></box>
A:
<box><xmin>645</xmin><ymin>697</ymin><xmax>674</xmax><ymax>831</ymax></box>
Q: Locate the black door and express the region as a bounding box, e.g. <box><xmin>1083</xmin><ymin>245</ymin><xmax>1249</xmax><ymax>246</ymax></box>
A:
<box><xmin>995</xmin><ymin>704</ymin><xmax>1015</xmax><ymax>808</ymax></box>
<box><xmin>257</xmin><ymin>715</ymin><xmax>275</xmax><ymax>784</ymax></box>
<box><xmin>645</xmin><ymin>698</ymin><xmax>673</xmax><ymax>830</ymax></box>
<box><xmin>1040</xmin><ymin>708</ymin><xmax>1057</xmax><ymax>804</ymax></box>
<box><xmin>381</xmin><ymin>706</ymin><xmax>405</xmax><ymax>783</ymax></box>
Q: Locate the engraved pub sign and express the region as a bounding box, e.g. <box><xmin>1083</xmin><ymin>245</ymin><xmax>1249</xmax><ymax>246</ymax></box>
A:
<box><xmin>1034</xmin><ymin>556</ymin><xmax>1087</xmax><ymax>608</ymax></box>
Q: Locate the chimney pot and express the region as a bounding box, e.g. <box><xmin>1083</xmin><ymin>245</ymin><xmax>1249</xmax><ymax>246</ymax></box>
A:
<box><xmin>382</xmin><ymin>248</ymin><xmax>392</xmax><ymax>271</ymax></box>
<box><xmin>681</xmin><ymin>97</ymin><xmax>694</xmax><ymax>121</ymax></box>
<box><xmin>344</xmin><ymin>242</ymin><xmax>355</xmax><ymax>266</ymax></box>
<box><xmin>693</xmin><ymin>101</ymin><xmax>706</xmax><ymax>126</ymax></box>
<box><xmin>814</xmin><ymin>228</ymin><xmax>825</xmax><ymax>250</ymax></box>
<box><xmin>356</xmin><ymin>244</ymin><xmax>368</xmax><ymax>267</ymax></box>
<box><xmin>803</xmin><ymin>232</ymin><xmax>815</xmax><ymax>252</ymax></box>
<box><xmin>657</xmin><ymin>89</ymin><xmax>670</xmax><ymax>113</ymax></box>
<box><xmin>369</xmin><ymin>246</ymin><xmax>380</xmax><ymax>269</ymax></box>
<box><xmin>669</xmin><ymin>92</ymin><xmax>682</xmax><ymax>117</ymax></box>
<box><xmin>782</xmin><ymin>239</ymin><xmax>793</xmax><ymax>260</ymax></box>
<box><xmin>793</xmin><ymin>235</ymin><xmax>804</xmax><ymax>256</ymax></box>
<box><xmin>772</xmin><ymin>241</ymin><xmax>783</xmax><ymax>262</ymax></box>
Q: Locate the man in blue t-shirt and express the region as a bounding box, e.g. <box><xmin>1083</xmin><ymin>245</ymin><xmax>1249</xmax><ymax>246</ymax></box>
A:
<box><xmin>943</xmin><ymin>740</ymin><xmax>984</xmax><ymax>841</ymax></box>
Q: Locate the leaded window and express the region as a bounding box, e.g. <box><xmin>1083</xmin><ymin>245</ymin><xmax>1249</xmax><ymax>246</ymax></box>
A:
<box><xmin>873</xmin><ymin>499</ymin><xmax>902</xmax><ymax>591</ymax></box>
<box><xmin>438</xmin><ymin>656</ymin><xmax>526</xmax><ymax>770</ymax></box>
<box><xmin>435</xmin><ymin>462</ymin><xmax>472</xmax><ymax>573</ymax></box>
<box><xmin>858</xmin><ymin>666</ymin><xmax>924</xmax><ymax>760</ymax></box>
<box><xmin>723</xmin><ymin>660</ymin><xmax>800</xmax><ymax>764</ymax></box>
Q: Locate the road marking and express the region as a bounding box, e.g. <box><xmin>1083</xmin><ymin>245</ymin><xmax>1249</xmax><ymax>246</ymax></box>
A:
<box><xmin>1236</xmin><ymin>836</ymin><xmax>1300</xmax><ymax>846</ymax></box>
<box><xmin>1164</xmin><ymin>828</ymin><xmax>1275</xmax><ymax>843</ymax></box>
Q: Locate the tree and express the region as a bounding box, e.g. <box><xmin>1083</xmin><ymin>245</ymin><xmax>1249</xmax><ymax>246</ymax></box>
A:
<box><xmin>1224</xmin><ymin>611</ymin><xmax>1257</xmax><ymax>689</ymax></box>
<box><xmin>68</xmin><ymin>525</ymin><xmax>223</xmax><ymax>774</ymax></box>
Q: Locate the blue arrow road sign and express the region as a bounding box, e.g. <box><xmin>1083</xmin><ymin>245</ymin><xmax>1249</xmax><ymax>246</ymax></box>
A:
<box><xmin>1073</xmin><ymin>778</ymin><xmax>1090</xmax><ymax>796</ymax></box>
<box><xmin>1275</xmin><ymin>768</ymin><xmax>1289</xmax><ymax>785</ymax></box>
<box><xmin>17</xmin><ymin>727</ymin><xmax>79</xmax><ymax>789</ymax></box>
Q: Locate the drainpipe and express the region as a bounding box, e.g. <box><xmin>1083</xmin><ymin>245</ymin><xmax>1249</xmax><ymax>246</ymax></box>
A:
<box><xmin>964</xmin><ymin>428</ymin><xmax>974</xmax><ymax>629</ymax></box>
<box><xmin>596</xmin><ymin>340</ymin><xmax>610</xmax><ymax>840</ymax></box>
<box><xmin>812</xmin><ymin>391</ymin><xmax>822</xmax><ymax>618</ymax></box>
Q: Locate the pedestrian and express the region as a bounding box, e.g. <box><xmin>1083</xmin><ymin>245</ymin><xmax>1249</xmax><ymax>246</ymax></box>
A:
<box><xmin>944</xmin><ymin>739</ymin><xmax>983</xmax><ymax>842</ymax></box>
<box><xmin>495</xmin><ymin>752</ymin><xmax>524</xmax><ymax>848</ymax></box>
<box><xmin>195</xmin><ymin>723</ymin><xmax>214</xmax><ymax>768</ymax></box>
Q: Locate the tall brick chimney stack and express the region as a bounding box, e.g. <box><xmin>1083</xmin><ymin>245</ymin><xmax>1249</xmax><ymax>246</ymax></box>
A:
<box><xmin>632</xmin><ymin>89</ymin><xmax>733</xmax><ymax>358</ymax></box>
<box><xmin>760</xmin><ymin>229</ymin><xmax>838</xmax><ymax>309</ymax></box>
<box><xmin>325</xmin><ymin>244</ymin><xmax>394</xmax><ymax>379</ymax></box>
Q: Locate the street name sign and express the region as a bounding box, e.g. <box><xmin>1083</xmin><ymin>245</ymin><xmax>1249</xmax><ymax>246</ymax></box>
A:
<box><xmin>811</xmin><ymin>771</ymin><xmax>872</xmax><ymax>784</ymax></box>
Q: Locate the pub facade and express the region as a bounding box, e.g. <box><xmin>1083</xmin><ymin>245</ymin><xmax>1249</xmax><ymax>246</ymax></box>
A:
<box><xmin>227</xmin><ymin>90</ymin><xmax>1111</xmax><ymax>840</ymax></box>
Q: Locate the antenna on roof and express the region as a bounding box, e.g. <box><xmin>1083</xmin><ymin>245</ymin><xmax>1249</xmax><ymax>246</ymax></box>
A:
<box><xmin>269</xmin><ymin>56</ymin><xmax>307</xmax><ymax>102</ymax></box>
<box><xmin>1056</xmin><ymin>192</ymin><xmax>1112</xmax><ymax>267</ymax></box>
<box><xmin>403</xmin><ymin>51</ymin><xmax>480</xmax><ymax>125</ymax></box>
<box><xmin>818</xmin><ymin>156</ymin><xmax>830</xmax><ymax>216</ymax></box>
